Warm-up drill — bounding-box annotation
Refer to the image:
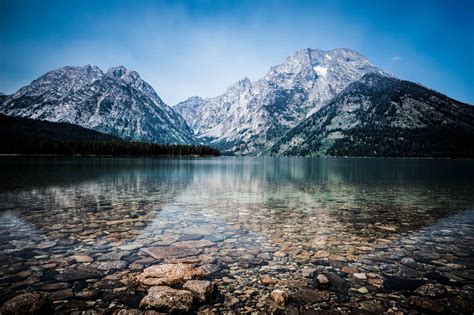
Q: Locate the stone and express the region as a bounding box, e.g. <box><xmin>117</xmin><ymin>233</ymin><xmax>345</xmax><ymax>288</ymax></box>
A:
<box><xmin>97</xmin><ymin>260</ymin><xmax>128</xmax><ymax>272</ymax></box>
<box><xmin>260</xmin><ymin>275</ymin><xmax>277</xmax><ymax>285</ymax></box>
<box><xmin>376</xmin><ymin>225</ymin><xmax>397</xmax><ymax>232</ymax></box>
<box><xmin>408</xmin><ymin>295</ymin><xmax>444</xmax><ymax>313</ymax></box>
<box><xmin>183</xmin><ymin>280</ymin><xmax>216</xmax><ymax>303</ymax></box>
<box><xmin>357</xmin><ymin>287</ymin><xmax>369</xmax><ymax>294</ymax></box>
<box><xmin>316</xmin><ymin>274</ymin><xmax>330</xmax><ymax>290</ymax></box>
<box><xmin>353</xmin><ymin>273</ymin><xmax>367</xmax><ymax>280</ymax></box>
<box><xmin>37</xmin><ymin>282</ymin><xmax>70</xmax><ymax>291</ymax></box>
<box><xmin>297</xmin><ymin>287</ymin><xmax>330</xmax><ymax>305</ymax></box>
<box><xmin>136</xmin><ymin>263</ymin><xmax>204</xmax><ymax>286</ymax></box>
<box><xmin>35</xmin><ymin>241</ymin><xmax>57</xmax><ymax>249</ymax></box>
<box><xmin>143</xmin><ymin>246</ymin><xmax>200</xmax><ymax>259</ymax></box>
<box><xmin>401</xmin><ymin>257</ymin><xmax>417</xmax><ymax>268</ymax></box>
<box><xmin>139</xmin><ymin>286</ymin><xmax>193</xmax><ymax>312</ymax></box>
<box><xmin>329</xmin><ymin>254</ymin><xmax>347</xmax><ymax>261</ymax></box>
<box><xmin>301</xmin><ymin>267</ymin><xmax>317</xmax><ymax>278</ymax></box>
<box><xmin>49</xmin><ymin>288</ymin><xmax>74</xmax><ymax>301</ymax></box>
<box><xmin>0</xmin><ymin>292</ymin><xmax>47</xmax><ymax>314</ymax></box>
<box><xmin>270</xmin><ymin>289</ymin><xmax>288</xmax><ymax>307</ymax></box>
<box><xmin>175</xmin><ymin>240</ymin><xmax>214</xmax><ymax>249</ymax></box>
<box><xmin>359</xmin><ymin>300</ymin><xmax>386</xmax><ymax>313</ymax></box>
<box><xmin>70</xmin><ymin>255</ymin><xmax>93</xmax><ymax>263</ymax></box>
<box><xmin>325</xmin><ymin>272</ymin><xmax>346</xmax><ymax>292</ymax></box>
<box><xmin>199</xmin><ymin>263</ymin><xmax>221</xmax><ymax>276</ymax></box>
<box><xmin>56</xmin><ymin>266</ymin><xmax>103</xmax><ymax>281</ymax></box>
<box><xmin>341</xmin><ymin>266</ymin><xmax>359</xmax><ymax>274</ymax></box>
<box><xmin>415</xmin><ymin>283</ymin><xmax>447</xmax><ymax>298</ymax></box>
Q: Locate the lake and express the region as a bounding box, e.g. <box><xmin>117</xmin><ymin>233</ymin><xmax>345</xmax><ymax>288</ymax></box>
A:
<box><xmin>0</xmin><ymin>157</ymin><xmax>473</xmax><ymax>313</ymax></box>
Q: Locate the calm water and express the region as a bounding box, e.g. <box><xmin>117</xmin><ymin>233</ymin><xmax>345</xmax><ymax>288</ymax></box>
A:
<box><xmin>0</xmin><ymin>157</ymin><xmax>473</xmax><ymax>313</ymax></box>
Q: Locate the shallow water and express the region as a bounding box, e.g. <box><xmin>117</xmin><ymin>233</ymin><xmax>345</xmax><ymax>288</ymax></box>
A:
<box><xmin>0</xmin><ymin>157</ymin><xmax>473</xmax><ymax>313</ymax></box>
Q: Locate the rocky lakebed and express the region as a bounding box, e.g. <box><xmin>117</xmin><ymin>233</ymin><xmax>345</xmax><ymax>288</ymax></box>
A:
<box><xmin>0</xmin><ymin>157</ymin><xmax>473</xmax><ymax>314</ymax></box>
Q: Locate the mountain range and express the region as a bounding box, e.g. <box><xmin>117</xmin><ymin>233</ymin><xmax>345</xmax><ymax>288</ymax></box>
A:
<box><xmin>0</xmin><ymin>65</ymin><xmax>195</xmax><ymax>144</ymax></box>
<box><xmin>1</xmin><ymin>48</ymin><xmax>473</xmax><ymax>157</ymax></box>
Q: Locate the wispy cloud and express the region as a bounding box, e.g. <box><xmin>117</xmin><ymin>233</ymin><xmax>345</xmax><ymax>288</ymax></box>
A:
<box><xmin>392</xmin><ymin>56</ymin><xmax>401</xmax><ymax>62</ymax></box>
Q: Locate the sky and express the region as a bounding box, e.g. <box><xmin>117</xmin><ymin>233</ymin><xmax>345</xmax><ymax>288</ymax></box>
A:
<box><xmin>1</xmin><ymin>0</ymin><xmax>473</xmax><ymax>105</ymax></box>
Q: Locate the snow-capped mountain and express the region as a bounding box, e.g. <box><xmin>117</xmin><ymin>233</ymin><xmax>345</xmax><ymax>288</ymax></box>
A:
<box><xmin>175</xmin><ymin>48</ymin><xmax>383</xmax><ymax>155</ymax></box>
<box><xmin>270</xmin><ymin>72</ymin><xmax>474</xmax><ymax>157</ymax></box>
<box><xmin>0</xmin><ymin>65</ymin><xmax>196</xmax><ymax>144</ymax></box>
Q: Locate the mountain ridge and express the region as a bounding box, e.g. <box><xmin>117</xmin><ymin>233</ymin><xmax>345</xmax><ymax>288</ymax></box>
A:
<box><xmin>269</xmin><ymin>72</ymin><xmax>474</xmax><ymax>157</ymax></box>
<box><xmin>0</xmin><ymin>65</ymin><xmax>196</xmax><ymax>145</ymax></box>
<box><xmin>175</xmin><ymin>48</ymin><xmax>384</xmax><ymax>155</ymax></box>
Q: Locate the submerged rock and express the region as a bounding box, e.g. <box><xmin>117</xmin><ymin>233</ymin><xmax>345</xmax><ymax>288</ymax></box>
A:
<box><xmin>56</xmin><ymin>266</ymin><xmax>103</xmax><ymax>282</ymax></box>
<box><xmin>142</xmin><ymin>246</ymin><xmax>200</xmax><ymax>259</ymax></box>
<box><xmin>415</xmin><ymin>283</ymin><xmax>447</xmax><ymax>298</ymax></box>
<box><xmin>316</xmin><ymin>274</ymin><xmax>330</xmax><ymax>290</ymax></box>
<box><xmin>183</xmin><ymin>280</ymin><xmax>216</xmax><ymax>303</ymax></box>
<box><xmin>297</xmin><ymin>287</ymin><xmax>330</xmax><ymax>305</ymax></box>
<box><xmin>0</xmin><ymin>292</ymin><xmax>48</xmax><ymax>314</ymax></box>
<box><xmin>408</xmin><ymin>295</ymin><xmax>444</xmax><ymax>313</ymax></box>
<box><xmin>136</xmin><ymin>263</ymin><xmax>204</xmax><ymax>286</ymax></box>
<box><xmin>139</xmin><ymin>286</ymin><xmax>194</xmax><ymax>312</ymax></box>
<box><xmin>270</xmin><ymin>289</ymin><xmax>288</xmax><ymax>307</ymax></box>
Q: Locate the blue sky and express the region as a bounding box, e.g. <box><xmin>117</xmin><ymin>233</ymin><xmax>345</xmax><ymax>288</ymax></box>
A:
<box><xmin>1</xmin><ymin>0</ymin><xmax>473</xmax><ymax>105</ymax></box>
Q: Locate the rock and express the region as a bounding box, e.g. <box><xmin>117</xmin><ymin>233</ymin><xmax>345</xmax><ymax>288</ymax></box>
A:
<box><xmin>413</xmin><ymin>250</ymin><xmax>441</xmax><ymax>262</ymax></box>
<box><xmin>408</xmin><ymin>295</ymin><xmax>444</xmax><ymax>313</ymax></box>
<box><xmin>49</xmin><ymin>288</ymin><xmax>74</xmax><ymax>301</ymax></box>
<box><xmin>56</xmin><ymin>266</ymin><xmax>103</xmax><ymax>281</ymax></box>
<box><xmin>341</xmin><ymin>266</ymin><xmax>359</xmax><ymax>274</ymax></box>
<box><xmin>353</xmin><ymin>273</ymin><xmax>367</xmax><ymax>280</ymax></box>
<box><xmin>376</xmin><ymin>225</ymin><xmax>397</xmax><ymax>232</ymax></box>
<box><xmin>97</xmin><ymin>260</ymin><xmax>128</xmax><ymax>272</ymax></box>
<box><xmin>136</xmin><ymin>263</ymin><xmax>204</xmax><ymax>286</ymax></box>
<box><xmin>316</xmin><ymin>274</ymin><xmax>330</xmax><ymax>290</ymax></box>
<box><xmin>183</xmin><ymin>280</ymin><xmax>216</xmax><ymax>303</ymax></box>
<box><xmin>359</xmin><ymin>300</ymin><xmax>386</xmax><ymax>313</ymax></box>
<box><xmin>301</xmin><ymin>267</ymin><xmax>317</xmax><ymax>278</ymax></box>
<box><xmin>70</xmin><ymin>255</ymin><xmax>93</xmax><ymax>263</ymax></box>
<box><xmin>270</xmin><ymin>289</ymin><xmax>288</xmax><ymax>307</ymax></box>
<box><xmin>383</xmin><ymin>277</ymin><xmax>425</xmax><ymax>291</ymax></box>
<box><xmin>199</xmin><ymin>263</ymin><xmax>221</xmax><ymax>276</ymax></box>
<box><xmin>37</xmin><ymin>282</ymin><xmax>70</xmax><ymax>291</ymax></box>
<box><xmin>297</xmin><ymin>287</ymin><xmax>330</xmax><ymax>305</ymax></box>
<box><xmin>357</xmin><ymin>287</ymin><xmax>369</xmax><ymax>294</ymax></box>
<box><xmin>143</xmin><ymin>246</ymin><xmax>200</xmax><ymax>259</ymax></box>
<box><xmin>401</xmin><ymin>257</ymin><xmax>417</xmax><ymax>268</ymax></box>
<box><xmin>415</xmin><ymin>283</ymin><xmax>447</xmax><ymax>298</ymax></box>
<box><xmin>325</xmin><ymin>272</ymin><xmax>346</xmax><ymax>292</ymax></box>
<box><xmin>139</xmin><ymin>286</ymin><xmax>193</xmax><ymax>312</ymax></box>
<box><xmin>260</xmin><ymin>275</ymin><xmax>277</xmax><ymax>286</ymax></box>
<box><xmin>0</xmin><ymin>292</ymin><xmax>48</xmax><ymax>314</ymax></box>
<box><xmin>174</xmin><ymin>240</ymin><xmax>214</xmax><ymax>249</ymax></box>
<box><xmin>35</xmin><ymin>241</ymin><xmax>57</xmax><ymax>249</ymax></box>
<box><xmin>178</xmin><ymin>234</ymin><xmax>203</xmax><ymax>241</ymax></box>
<box><xmin>328</xmin><ymin>254</ymin><xmax>347</xmax><ymax>261</ymax></box>
<box><xmin>76</xmin><ymin>289</ymin><xmax>99</xmax><ymax>300</ymax></box>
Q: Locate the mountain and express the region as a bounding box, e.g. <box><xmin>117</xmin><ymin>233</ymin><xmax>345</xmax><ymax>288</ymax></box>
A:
<box><xmin>270</xmin><ymin>72</ymin><xmax>474</xmax><ymax>157</ymax></box>
<box><xmin>0</xmin><ymin>65</ymin><xmax>196</xmax><ymax>144</ymax></box>
<box><xmin>175</xmin><ymin>48</ymin><xmax>383</xmax><ymax>155</ymax></box>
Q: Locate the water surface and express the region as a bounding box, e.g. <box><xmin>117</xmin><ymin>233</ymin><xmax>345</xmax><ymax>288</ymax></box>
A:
<box><xmin>1</xmin><ymin>157</ymin><xmax>473</xmax><ymax>313</ymax></box>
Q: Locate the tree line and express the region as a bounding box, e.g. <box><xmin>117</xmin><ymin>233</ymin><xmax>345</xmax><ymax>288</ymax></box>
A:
<box><xmin>0</xmin><ymin>138</ymin><xmax>220</xmax><ymax>156</ymax></box>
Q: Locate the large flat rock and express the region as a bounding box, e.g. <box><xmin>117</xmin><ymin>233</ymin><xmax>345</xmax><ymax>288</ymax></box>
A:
<box><xmin>143</xmin><ymin>245</ymin><xmax>200</xmax><ymax>259</ymax></box>
<box><xmin>136</xmin><ymin>263</ymin><xmax>204</xmax><ymax>286</ymax></box>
